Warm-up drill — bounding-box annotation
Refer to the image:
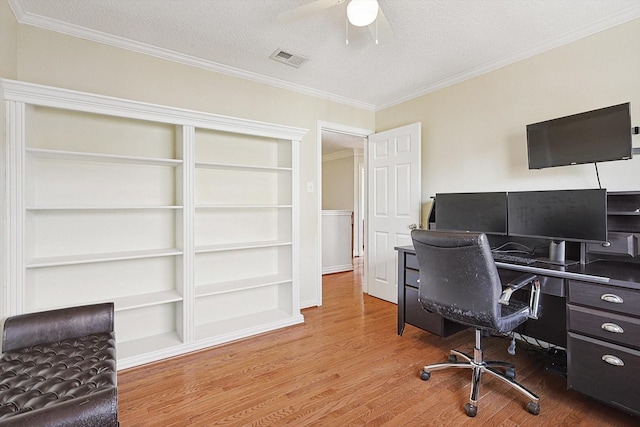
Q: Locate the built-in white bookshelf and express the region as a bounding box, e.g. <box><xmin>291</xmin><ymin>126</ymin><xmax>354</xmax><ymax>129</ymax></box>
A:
<box><xmin>192</xmin><ymin>128</ymin><xmax>296</xmax><ymax>343</ymax></box>
<box><xmin>2</xmin><ymin>79</ymin><xmax>306</xmax><ymax>369</ymax></box>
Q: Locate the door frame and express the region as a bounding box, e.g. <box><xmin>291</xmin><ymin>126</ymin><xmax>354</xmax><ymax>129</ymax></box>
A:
<box><xmin>316</xmin><ymin>121</ymin><xmax>373</xmax><ymax>307</ymax></box>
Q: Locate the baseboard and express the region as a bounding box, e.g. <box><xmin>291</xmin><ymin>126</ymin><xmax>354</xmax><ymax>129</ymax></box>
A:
<box><xmin>322</xmin><ymin>264</ymin><xmax>353</xmax><ymax>275</ymax></box>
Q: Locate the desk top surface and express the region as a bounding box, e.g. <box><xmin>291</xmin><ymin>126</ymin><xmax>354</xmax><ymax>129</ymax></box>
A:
<box><xmin>395</xmin><ymin>245</ymin><xmax>640</xmax><ymax>291</ymax></box>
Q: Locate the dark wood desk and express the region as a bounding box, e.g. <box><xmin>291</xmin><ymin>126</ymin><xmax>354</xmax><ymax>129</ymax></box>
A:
<box><xmin>396</xmin><ymin>245</ymin><xmax>640</xmax><ymax>417</ymax></box>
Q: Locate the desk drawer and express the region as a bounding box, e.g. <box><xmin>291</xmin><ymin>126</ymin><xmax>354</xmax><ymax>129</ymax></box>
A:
<box><xmin>406</xmin><ymin>252</ymin><xmax>419</xmax><ymax>270</ymax></box>
<box><xmin>405</xmin><ymin>286</ymin><xmax>443</xmax><ymax>333</ymax></box>
<box><xmin>586</xmin><ymin>232</ymin><xmax>637</xmax><ymax>257</ymax></box>
<box><xmin>405</xmin><ymin>268</ymin><xmax>419</xmax><ymax>288</ymax></box>
<box><xmin>405</xmin><ymin>286</ymin><xmax>467</xmax><ymax>337</ymax></box>
<box><xmin>568</xmin><ymin>332</ymin><xmax>640</xmax><ymax>416</ymax></box>
<box><xmin>568</xmin><ymin>281</ymin><xmax>640</xmax><ymax>317</ymax></box>
<box><xmin>568</xmin><ymin>305</ymin><xmax>640</xmax><ymax>349</ymax></box>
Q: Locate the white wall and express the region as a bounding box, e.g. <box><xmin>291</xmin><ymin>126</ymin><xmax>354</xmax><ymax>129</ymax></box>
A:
<box><xmin>0</xmin><ymin>6</ymin><xmax>375</xmax><ymax>310</ymax></box>
<box><xmin>321</xmin><ymin>211</ymin><xmax>353</xmax><ymax>274</ymax></box>
<box><xmin>377</xmin><ymin>18</ymin><xmax>640</xmax><ymax>229</ymax></box>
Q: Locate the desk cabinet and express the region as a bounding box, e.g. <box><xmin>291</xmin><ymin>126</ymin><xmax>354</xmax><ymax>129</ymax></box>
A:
<box><xmin>587</xmin><ymin>191</ymin><xmax>640</xmax><ymax>257</ymax></box>
<box><xmin>567</xmin><ymin>280</ymin><xmax>640</xmax><ymax>417</ymax></box>
<box><xmin>397</xmin><ymin>248</ymin><xmax>467</xmax><ymax>337</ymax></box>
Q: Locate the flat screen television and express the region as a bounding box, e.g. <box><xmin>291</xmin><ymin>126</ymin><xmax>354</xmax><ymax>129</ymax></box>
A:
<box><xmin>527</xmin><ymin>103</ymin><xmax>632</xmax><ymax>169</ymax></box>
<box><xmin>507</xmin><ymin>189</ymin><xmax>607</xmax><ymax>264</ymax></box>
<box><xmin>436</xmin><ymin>192</ymin><xmax>507</xmax><ymax>235</ymax></box>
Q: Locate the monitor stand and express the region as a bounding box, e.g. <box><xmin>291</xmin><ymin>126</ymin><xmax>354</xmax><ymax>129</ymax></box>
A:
<box><xmin>538</xmin><ymin>240</ymin><xmax>579</xmax><ymax>266</ymax></box>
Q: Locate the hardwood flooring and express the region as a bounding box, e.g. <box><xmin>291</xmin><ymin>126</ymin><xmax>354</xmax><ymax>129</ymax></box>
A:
<box><xmin>118</xmin><ymin>260</ymin><xmax>638</xmax><ymax>426</ymax></box>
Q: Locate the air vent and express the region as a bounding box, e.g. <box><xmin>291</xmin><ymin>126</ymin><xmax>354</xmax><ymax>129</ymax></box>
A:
<box><xmin>270</xmin><ymin>48</ymin><xmax>309</xmax><ymax>68</ymax></box>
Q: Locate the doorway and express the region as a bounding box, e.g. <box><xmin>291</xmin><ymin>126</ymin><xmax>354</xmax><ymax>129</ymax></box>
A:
<box><xmin>316</xmin><ymin>121</ymin><xmax>372</xmax><ymax>306</ymax></box>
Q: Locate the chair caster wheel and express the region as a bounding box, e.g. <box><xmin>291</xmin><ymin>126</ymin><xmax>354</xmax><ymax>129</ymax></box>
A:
<box><xmin>464</xmin><ymin>403</ymin><xmax>478</xmax><ymax>417</ymax></box>
<box><xmin>505</xmin><ymin>367</ymin><xmax>516</xmax><ymax>381</ymax></box>
<box><xmin>419</xmin><ymin>369</ymin><xmax>431</xmax><ymax>381</ymax></box>
<box><xmin>448</xmin><ymin>354</ymin><xmax>457</xmax><ymax>363</ymax></box>
<box><xmin>526</xmin><ymin>401</ymin><xmax>540</xmax><ymax>415</ymax></box>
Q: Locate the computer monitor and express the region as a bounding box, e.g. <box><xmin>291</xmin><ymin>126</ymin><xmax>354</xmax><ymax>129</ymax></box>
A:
<box><xmin>507</xmin><ymin>189</ymin><xmax>607</xmax><ymax>264</ymax></box>
<box><xmin>436</xmin><ymin>192</ymin><xmax>507</xmax><ymax>235</ymax></box>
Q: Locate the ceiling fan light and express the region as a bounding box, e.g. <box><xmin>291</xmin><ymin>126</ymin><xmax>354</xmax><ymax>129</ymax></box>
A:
<box><xmin>347</xmin><ymin>0</ymin><xmax>379</xmax><ymax>27</ymax></box>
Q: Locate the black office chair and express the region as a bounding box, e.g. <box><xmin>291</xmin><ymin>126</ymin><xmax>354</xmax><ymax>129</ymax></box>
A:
<box><xmin>411</xmin><ymin>229</ymin><xmax>541</xmax><ymax>417</ymax></box>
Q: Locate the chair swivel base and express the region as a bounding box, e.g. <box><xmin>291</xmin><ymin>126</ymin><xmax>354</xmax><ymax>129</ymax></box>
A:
<box><xmin>419</xmin><ymin>337</ymin><xmax>540</xmax><ymax>417</ymax></box>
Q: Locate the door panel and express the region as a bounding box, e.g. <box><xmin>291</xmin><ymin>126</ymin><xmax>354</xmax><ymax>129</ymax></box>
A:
<box><xmin>374</xmin><ymin>167</ymin><xmax>389</xmax><ymax>215</ymax></box>
<box><xmin>367</xmin><ymin>123</ymin><xmax>421</xmax><ymax>303</ymax></box>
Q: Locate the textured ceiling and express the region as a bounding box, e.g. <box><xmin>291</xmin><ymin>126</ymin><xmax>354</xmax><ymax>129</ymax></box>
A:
<box><xmin>10</xmin><ymin>0</ymin><xmax>640</xmax><ymax>111</ymax></box>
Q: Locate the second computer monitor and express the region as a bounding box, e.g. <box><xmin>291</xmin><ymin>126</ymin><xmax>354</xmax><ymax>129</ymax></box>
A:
<box><xmin>436</xmin><ymin>192</ymin><xmax>508</xmax><ymax>235</ymax></box>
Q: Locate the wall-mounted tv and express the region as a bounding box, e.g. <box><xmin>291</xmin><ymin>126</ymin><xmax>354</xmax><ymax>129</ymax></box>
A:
<box><xmin>527</xmin><ymin>103</ymin><xmax>632</xmax><ymax>169</ymax></box>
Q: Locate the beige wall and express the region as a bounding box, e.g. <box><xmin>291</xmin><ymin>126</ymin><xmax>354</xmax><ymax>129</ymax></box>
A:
<box><xmin>377</xmin><ymin>18</ymin><xmax>640</xmax><ymax>217</ymax></box>
<box><xmin>0</xmin><ymin>6</ymin><xmax>375</xmax><ymax>308</ymax></box>
<box><xmin>0</xmin><ymin>1</ymin><xmax>18</xmax><ymax>319</ymax></box>
<box><xmin>0</xmin><ymin>0</ymin><xmax>17</xmax><ymax>79</ymax></box>
<box><xmin>322</xmin><ymin>153</ymin><xmax>355</xmax><ymax>210</ymax></box>
<box><xmin>2</xmin><ymin>4</ymin><xmax>640</xmax><ymax>311</ymax></box>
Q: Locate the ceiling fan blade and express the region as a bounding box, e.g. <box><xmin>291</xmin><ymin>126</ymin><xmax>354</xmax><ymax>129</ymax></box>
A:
<box><xmin>277</xmin><ymin>0</ymin><xmax>342</xmax><ymax>23</ymax></box>
<box><xmin>369</xmin><ymin>6</ymin><xmax>393</xmax><ymax>42</ymax></box>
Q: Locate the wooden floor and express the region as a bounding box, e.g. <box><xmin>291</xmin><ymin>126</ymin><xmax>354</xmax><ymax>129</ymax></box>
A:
<box><xmin>118</xmin><ymin>260</ymin><xmax>638</xmax><ymax>426</ymax></box>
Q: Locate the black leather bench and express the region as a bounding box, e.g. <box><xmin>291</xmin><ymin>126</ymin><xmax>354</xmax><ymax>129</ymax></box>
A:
<box><xmin>0</xmin><ymin>303</ymin><xmax>118</xmax><ymax>426</ymax></box>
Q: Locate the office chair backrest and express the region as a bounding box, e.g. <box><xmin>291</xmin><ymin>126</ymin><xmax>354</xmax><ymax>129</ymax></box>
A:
<box><xmin>411</xmin><ymin>229</ymin><xmax>503</xmax><ymax>331</ymax></box>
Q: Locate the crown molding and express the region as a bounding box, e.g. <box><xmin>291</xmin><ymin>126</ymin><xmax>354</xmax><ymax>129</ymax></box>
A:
<box><xmin>9</xmin><ymin>1</ymin><xmax>640</xmax><ymax>113</ymax></box>
<box><xmin>8</xmin><ymin>0</ymin><xmax>376</xmax><ymax>112</ymax></box>
<box><xmin>376</xmin><ymin>4</ymin><xmax>640</xmax><ymax>111</ymax></box>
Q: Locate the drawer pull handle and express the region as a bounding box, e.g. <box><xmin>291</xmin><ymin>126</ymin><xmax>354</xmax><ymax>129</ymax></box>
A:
<box><xmin>601</xmin><ymin>323</ymin><xmax>624</xmax><ymax>334</ymax></box>
<box><xmin>600</xmin><ymin>293</ymin><xmax>624</xmax><ymax>304</ymax></box>
<box><xmin>602</xmin><ymin>354</ymin><xmax>624</xmax><ymax>367</ymax></box>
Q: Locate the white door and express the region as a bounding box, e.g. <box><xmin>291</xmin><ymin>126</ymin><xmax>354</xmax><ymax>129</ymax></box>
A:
<box><xmin>366</xmin><ymin>123</ymin><xmax>421</xmax><ymax>303</ymax></box>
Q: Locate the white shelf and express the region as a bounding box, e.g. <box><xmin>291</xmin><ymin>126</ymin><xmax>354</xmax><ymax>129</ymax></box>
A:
<box><xmin>26</xmin><ymin>147</ymin><xmax>183</xmax><ymax>167</ymax></box>
<box><xmin>117</xmin><ymin>331</ymin><xmax>183</xmax><ymax>360</ymax></box>
<box><xmin>195</xmin><ymin>161</ymin><xmax>291</xmax><ymax>172</ymax></box>
<box><xmin>26</xmin><ymin>248</ymin><xmax>183</xmax><ymax>268</ymax></box>
<box><xmin>30</xmin><ymin>290</ymin><xmax>184</xmax><ymax>313</ymax></box>
<box><xmin>26</xmin><ymin>205</ymin><xmax>183</xmax><ymax>211</ymax></box>
<box><xmin>195</xmin><ymin>240</ymin><xmax>292</xmax><ymax>254</ymax></box>
<box><xmin>195</xmin><ymin>204</ymin><xmax>291</xmax><ymax>209</ymax></box>
<box><xmin>113</xmin><ymin>290</ymin><xmax>183</xmax><ymax>311</ymax></box>
<box><xmin>196</xmin><ymin>275</ymin><xmax>292</xmax><ymax>298</ymax></box>
<box><xmin>194</xmin><ymin>309</ymin><xmax>293</xmax><ymax>340</ymax></box>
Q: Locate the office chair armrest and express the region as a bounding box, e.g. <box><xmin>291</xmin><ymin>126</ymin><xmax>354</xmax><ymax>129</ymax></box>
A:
<box><xmin>498</xmin><ymin>273</ymin><xmax>538</xmax><ymax>306</ymax></box>
<box><xmin>499</xmin><ymin>273</ymin><xmax>541</xmax><ymax>320</ymax></box>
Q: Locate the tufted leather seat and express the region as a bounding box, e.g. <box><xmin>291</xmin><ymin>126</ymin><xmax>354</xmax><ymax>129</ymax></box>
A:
<box><xmin>0</xmin><ymin>304</ymin><xmax>118</xmax><ymax>426</ymax></box>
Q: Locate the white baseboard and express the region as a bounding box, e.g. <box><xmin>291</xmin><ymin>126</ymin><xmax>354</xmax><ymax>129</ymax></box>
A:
<box><xmin>322</xmin><ymin>264</ymin><xmax>353</xmax><ymax>275</ymax></box>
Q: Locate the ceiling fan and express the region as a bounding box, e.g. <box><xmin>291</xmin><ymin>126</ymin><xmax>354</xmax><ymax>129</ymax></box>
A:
<box><xmin>278</xmin><ymin>0</ymin><xmax>393</xmax><ymax>44</ymax></box>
